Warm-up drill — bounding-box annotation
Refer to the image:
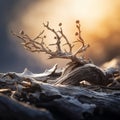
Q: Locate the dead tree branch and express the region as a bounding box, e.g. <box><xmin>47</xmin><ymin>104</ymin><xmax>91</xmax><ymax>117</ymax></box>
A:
<box><xmin>13</xmin><ymin>20</ymin><xmax>90</xmax><ymax>64</ymax></box>
<box><xmin>73</xmin><ymin>20</ymin><xmax>89</xmax><ymax>56</ymax></box>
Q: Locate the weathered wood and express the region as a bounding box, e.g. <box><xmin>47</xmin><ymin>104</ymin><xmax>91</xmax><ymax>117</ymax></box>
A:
<box><xmin>55</xmin><ymin>64</ymin><xmax>113</xmax><ymax>86</ymax></box>
<box><xmin>0</xmin><ymin>61</ymin><xmax>120</xmax><ymax>120</ymax></box>
<box><xmin>0</xmin><ymin>94</ymin><xmax>54</xmax><ymax>120</ymax></box>
<box><xmin>11</xmin><ymin>83</ymin><xmax>120</xmax><ymax>120</ymax></box>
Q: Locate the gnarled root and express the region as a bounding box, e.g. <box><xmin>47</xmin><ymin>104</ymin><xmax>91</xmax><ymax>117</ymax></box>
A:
<box><xmin>55</xmin><ymin>64</ymin><xmax>113</xmax><ymax>86</ymax></box>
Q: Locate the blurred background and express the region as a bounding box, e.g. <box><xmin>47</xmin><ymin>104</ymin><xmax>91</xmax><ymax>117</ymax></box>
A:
<box><xmin>0</xmin><ymin>0</ymin><xmax>120</xmax><ymax>73</ymax></box>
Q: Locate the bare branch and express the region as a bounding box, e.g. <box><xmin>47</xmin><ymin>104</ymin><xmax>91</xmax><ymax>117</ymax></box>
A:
<box><xmin>13</xmin><ymin>20</ymin><xmax>90</xmax><ymax>65</ymax></box>
<box><xmin>58</xmin><ymin>27</ymin><xmax>74</xmax><ymax>53</ymax></box>
<box><xmin>12</xmin><ymin>30</ymin><xmax>53</xmax><ymax>54</ymax></box>
<box><xmin>33</xmin><ymin>30</ymin><xmax>44</xmax><ymax>41</ymax></box>
<box><xmin>43</xmin><ymin>22</ymin><xmax>62</xmax><ymax>52</ymax></box>
<box><xmin>73</xmin><ymin>20</ymin><xmax>89</xmax><ymax>56</ymax></box>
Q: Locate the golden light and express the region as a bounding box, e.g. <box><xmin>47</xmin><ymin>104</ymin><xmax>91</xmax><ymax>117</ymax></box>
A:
<box><xmin>10</xmin><ymin>0</ymin><xmax>120</xmax><ymax>67</ymax></box>
<box><xmin>21</xmin><ymin>0</ymin><xmax>116</xmax><ymax>33</ymax></box>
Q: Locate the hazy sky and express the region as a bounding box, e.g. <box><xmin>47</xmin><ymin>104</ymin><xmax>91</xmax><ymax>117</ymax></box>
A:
<box><xmin>0</xmin><ymin>0</ymin><xmax>44</xmax><ymax>72</ymax></box>
<box><xmin>14</xmin><ymin>0</ymin><xmax>120</xmax><ymax>65</ymax></box>
<box><xmin>0</xmin><ymin>0</ymin><xmax>120</xmax><ymax>72</ymax></box>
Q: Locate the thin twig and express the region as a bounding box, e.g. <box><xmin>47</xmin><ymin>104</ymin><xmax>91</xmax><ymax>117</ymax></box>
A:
<box><xmin>13</xmin><ymin>20</ymin><xmax>90</xmax><ymax>64</ymax></box>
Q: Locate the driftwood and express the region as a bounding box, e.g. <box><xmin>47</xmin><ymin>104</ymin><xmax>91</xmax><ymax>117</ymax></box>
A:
<box><xmin>0</xmin><ymin>59</ymin><xmax>120</xmax><ymax>120</ymax></box>
<box><xmin>55</xmin><ymin>64</ymin><xmax>111</xmax><ymax>86</ymax></box>
<box><xmin>9</xmin><ymin>20</ymin><xmax>120</xmax><ymax>120</ymax></box>
<box><xmin>0</xmin><ymin>94</ymin><xmax>54</xmax><ymax>120</ymax></box>
<box><xmin>0</xmin><ymin>79</ymin><xmax>120</xmax><ymax>120</ymax></box>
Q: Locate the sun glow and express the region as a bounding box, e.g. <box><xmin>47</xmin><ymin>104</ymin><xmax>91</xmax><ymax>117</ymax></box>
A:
<box><xmin>11</xmin><ymin>0</ymin><xmax>120</xmax><ymax>66</ymax></box>
<box><xmin>54</xmin><ymin>0</ymin><xmax>113</xmax><ymax>30</ymax></box>
<box><xmin>21</xmin><ymin>0</ymin><xmax>115</xmax><ymax>33</ymax></box>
